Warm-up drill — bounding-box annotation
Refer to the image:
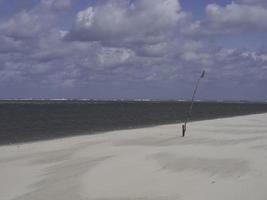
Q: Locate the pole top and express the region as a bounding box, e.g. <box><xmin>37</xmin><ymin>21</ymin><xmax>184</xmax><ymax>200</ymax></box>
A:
<box><xmin>200</xmin><ymin>70</ymin><xmax>205</xmax><ymax>78</ymax></box>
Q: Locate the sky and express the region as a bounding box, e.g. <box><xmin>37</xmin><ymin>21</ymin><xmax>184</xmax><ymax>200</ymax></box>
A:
<box><xmin>0</xmin><ymin>0</ymin><xmax>266</xmax><ymax>100</ymax></box>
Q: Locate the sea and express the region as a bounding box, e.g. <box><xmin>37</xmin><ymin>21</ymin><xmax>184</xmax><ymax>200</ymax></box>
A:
<box><xmin>1</xmin><ymin>100</ymin><xmax>267</xmax><ymax>145</ymax></box>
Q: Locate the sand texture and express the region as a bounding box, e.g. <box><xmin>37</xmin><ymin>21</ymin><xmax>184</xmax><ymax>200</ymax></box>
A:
<box><xmin>1</xmin><ymin>113</ymin><xmax>267</xmax><ymax>200</ymax></box>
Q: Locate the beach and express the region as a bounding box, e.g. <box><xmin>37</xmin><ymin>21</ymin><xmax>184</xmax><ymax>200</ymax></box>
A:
<box><xmin>1</xmin><ymin>113</ymin><xmax>267</xmax><ymax>200</ymax></box>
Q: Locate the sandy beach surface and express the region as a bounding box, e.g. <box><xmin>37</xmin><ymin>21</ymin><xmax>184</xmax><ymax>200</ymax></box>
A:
<box><xmin>1</xmin><ymin>113</ymin><xmax>267</xmax><ymax>200</ymax></box>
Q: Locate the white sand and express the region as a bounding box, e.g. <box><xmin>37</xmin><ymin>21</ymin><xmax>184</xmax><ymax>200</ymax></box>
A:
<box><xmin>1</xmin><ymin>113</ymin><xmax>267</xmax><ymax>200</ymax></box>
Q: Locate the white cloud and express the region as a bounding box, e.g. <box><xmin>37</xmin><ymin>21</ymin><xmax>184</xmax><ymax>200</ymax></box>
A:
<box><xmin>0</xmin><ymin>0</ymin><xmax>267</xmax><ymax>99</ymax></box>
<box><xmin>67</xmin><ymin>0</ymin><xmax>188</xmax><ymax>44</ymax></box>
<box><xmin>206</xmin><ymin>2</ymin><xmax>267</xmax><ymax>32</ymax></box>
<box><xmin>137</xmin><ymin>42</ymin><xmax>171</xmax><ymax>57</ymax></box>
<box><xmin>0</xmin><ymin>10</ymin><xmax>44</xmax><ymax>40</ymax></box>
<box><xmin>97</xmin><ymin>47</ymin><xmax>135</xmax><ymax>68</ymax></box>
<box><xmin>242</xmin><ymin>51</ymin><xmax>267</xmax><ymax>62</ymax></box>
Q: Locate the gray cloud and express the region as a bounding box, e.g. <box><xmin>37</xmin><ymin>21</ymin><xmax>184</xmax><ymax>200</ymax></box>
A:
<box><xmin>237</xmin><ymin>0</ymin><xmax>267</xmax><ymax>7</ymax></box>
<box><xmin>0</xmin><ymin>35</ymin><xmax>23</xmax><ymax>53</ymax></box>
<box><xmin>41</xmin><ymin>0</ymin><xmax>73</xmax><ymax>11</ymax></box>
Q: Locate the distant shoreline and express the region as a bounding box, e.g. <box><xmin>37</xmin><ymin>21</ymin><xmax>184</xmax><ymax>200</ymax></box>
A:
<box><xmin>0</xmin><ymin>99</ymin><xmax>267</xmax><ymax>104</ymax></box>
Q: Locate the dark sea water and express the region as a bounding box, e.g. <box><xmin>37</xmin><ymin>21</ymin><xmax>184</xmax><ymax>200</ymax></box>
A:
<box><xmin>0</xmin><ymin>100</ymin><xmax>267</xmax><ymax>145</ymax></box>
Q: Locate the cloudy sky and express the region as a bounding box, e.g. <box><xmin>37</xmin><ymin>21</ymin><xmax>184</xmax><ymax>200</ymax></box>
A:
<box><xmin>0</xmin><ymin>0</ymin><xmax>266</xmax><ymax>100</ymax></box>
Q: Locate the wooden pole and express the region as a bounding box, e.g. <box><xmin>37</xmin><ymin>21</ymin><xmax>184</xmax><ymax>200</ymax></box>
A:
<box><xmin>182</xmin><ymin>70</ymin><xmax>205</xmax><ymax>137</ymax></box>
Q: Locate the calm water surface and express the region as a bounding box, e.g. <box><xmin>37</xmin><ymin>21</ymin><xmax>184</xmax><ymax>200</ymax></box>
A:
<box><xmin>1</xmin><ymin>100</ymin><xmax>267</xmax><ymax>145</ymax></box>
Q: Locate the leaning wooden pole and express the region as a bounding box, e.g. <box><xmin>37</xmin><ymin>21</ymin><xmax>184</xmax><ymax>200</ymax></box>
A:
<box><xmin>182</xmin><ymin>70</ymin><xmax>205</xmax><ymax>137</ymax></box>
